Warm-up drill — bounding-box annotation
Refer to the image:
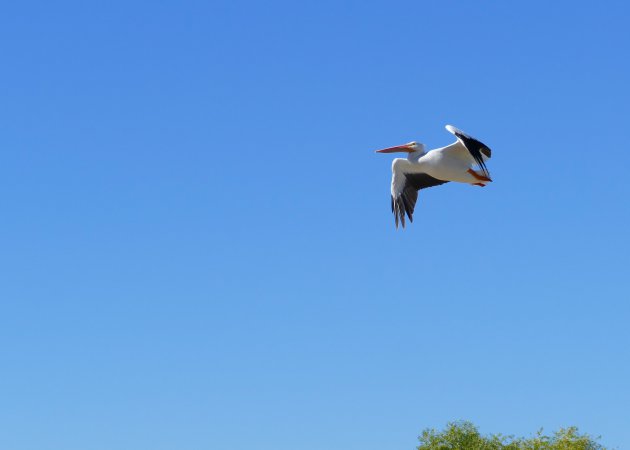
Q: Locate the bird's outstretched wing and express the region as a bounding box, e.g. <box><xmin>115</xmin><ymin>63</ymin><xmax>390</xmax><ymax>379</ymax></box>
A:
<box><xmin>391</xmin><ymin>163</ymin><xmax>448</xmax><ymax>229</ymax></box>
<box><xmin>444</xmin><ymin>125</ymin><xmax>492</xmax><ymax>178</ymax></box>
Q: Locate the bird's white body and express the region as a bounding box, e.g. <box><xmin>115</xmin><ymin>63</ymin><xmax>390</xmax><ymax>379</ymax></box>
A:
<box><xmin>394</xmin><ymin>141</ymin><xmax>490</xmax><ymax>184</ymax></box>
<box><xmin>376</xmin><ymin>125</ymin><xmax>493</xmax><ymax>228</ymax></box>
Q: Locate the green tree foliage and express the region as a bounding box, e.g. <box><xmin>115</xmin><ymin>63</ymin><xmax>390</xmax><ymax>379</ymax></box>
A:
<box><xmin>417</xmin><ymin>421</ymin><xmax>607</xmax><ymax>450</ymax></box>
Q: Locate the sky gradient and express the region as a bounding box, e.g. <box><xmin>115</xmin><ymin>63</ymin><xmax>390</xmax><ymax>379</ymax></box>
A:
<box><xmin>1</xmin><ymin>1</ymin><xmax>629</xmax><ymax>449</ymax></box>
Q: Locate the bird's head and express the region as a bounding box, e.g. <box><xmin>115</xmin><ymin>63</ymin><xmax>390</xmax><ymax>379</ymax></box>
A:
<box><xmin>375</xmin><ymin>141</ymin><xmax>425</xmax><ymax>159</ymax></box>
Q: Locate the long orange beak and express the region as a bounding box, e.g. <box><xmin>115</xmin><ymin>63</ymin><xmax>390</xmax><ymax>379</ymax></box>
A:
<box><xmin>375</xmin><ymin>144</ymin><xmax>414</xmax><ymax>153</ymax></box>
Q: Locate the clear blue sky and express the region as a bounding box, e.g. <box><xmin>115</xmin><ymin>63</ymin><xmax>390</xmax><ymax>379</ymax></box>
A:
<box><xmin>1</xmin><ymin>1</ymin><xmax>629</xmax><ymax>449</ymax></box>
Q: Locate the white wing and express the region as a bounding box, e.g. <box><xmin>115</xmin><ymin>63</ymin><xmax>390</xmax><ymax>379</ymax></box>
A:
<box><xmin>442</xmin><ymin>124</ymin><xmax>492</xmax><ymax>178</ymax></box>
<box><xmin>390</xmin><ymin>160</ymin><xmax>449</xmax><ymax>229</ymax></box>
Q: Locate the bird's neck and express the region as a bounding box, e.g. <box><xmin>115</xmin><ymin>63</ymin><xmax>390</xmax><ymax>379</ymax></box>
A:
<box><xmin>406</xmin><ymin>150</ymin><xmax>426</xmax><ymax>162</ymax></box>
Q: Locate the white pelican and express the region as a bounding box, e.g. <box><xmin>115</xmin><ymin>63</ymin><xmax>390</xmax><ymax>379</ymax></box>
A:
<box><xmin>376</xmin><ymin>125</ymin><xmax>492</xmax><ymax>228</ymax></box>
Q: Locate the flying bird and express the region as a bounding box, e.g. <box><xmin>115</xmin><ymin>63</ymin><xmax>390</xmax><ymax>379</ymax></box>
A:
<box><xmin>376</xmin><ymin>125</ymin><xmax>492</xmax><ymax>228</ymax></box>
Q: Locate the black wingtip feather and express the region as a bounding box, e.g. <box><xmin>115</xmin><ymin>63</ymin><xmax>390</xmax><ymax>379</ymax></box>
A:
<box><xmin>453</xmin><ymin>130</ymin><xmax>492</xmax><ymax>179</ymax></box>
<box><xmin>391</xmin><ymin>195</ymin><xmax>411</xmax><ymax>229</ymax></box>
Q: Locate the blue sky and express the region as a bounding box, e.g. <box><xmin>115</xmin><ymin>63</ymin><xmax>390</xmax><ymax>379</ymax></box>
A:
<box><xmin>1</xmin><ymin>1</ymin><xmax>629</xmax><ymax>449</ymax></box>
